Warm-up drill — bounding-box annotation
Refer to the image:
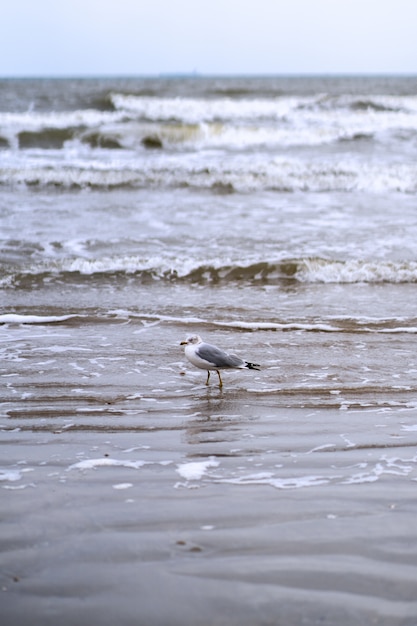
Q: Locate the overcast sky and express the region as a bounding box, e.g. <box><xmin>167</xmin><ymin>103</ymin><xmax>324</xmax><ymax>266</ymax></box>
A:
<box><xmin>1</xmin><ymin>0</ymin><xmax>416</xmax><ymax>76</ymax></box>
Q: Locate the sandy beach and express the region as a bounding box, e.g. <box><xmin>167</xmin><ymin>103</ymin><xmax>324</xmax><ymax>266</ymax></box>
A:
<box><xmin>2</xmin><ymin>310</ymin><xmax>417</xmax><ymax>625</ymax></box>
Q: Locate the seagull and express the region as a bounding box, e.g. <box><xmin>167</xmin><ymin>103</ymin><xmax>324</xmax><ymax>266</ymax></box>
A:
<box><xmin>180</xmin><ymin>335</ymin><xmax>260</xmax><ymax>388</ymax></box>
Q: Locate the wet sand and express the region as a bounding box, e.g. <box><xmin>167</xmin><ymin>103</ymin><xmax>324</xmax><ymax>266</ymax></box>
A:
<box><xmin>2</xmin><ymin>318</ymin><xmax>417</xmax><ymax>626</ymax></box>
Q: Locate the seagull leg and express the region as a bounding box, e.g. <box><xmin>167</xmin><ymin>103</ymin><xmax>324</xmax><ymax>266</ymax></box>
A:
<box><xmin>205</xmin><ymin>371</ymin><xmax>210</xmax><ymax>386</ymax></box>
<box><xmin>216</xmin><ymin>370</ymin><xmax>223</xmax><ymax>388</ymax></box>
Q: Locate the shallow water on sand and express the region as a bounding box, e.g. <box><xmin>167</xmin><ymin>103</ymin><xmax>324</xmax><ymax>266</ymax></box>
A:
<box><xmin>2</xmin><ymin>303</ymin><xmax>417</xmax><ymax>625</ymax></box>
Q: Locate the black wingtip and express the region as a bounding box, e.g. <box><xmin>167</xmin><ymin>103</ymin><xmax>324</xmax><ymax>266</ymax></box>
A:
<box><xmin>245</xmin><ymin>361</ymin><xmax>261</xmax><ymax>371</ymax></box>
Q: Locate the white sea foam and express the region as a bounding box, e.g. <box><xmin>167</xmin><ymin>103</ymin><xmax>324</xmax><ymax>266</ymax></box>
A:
<box><xmin>176</xmin><ymin>458</ymin><xmax>219</xmax><ymax>480</ymax></box>
<box><xmin>113</xmin><ymin>312</ymin><xmax>417</xmax><ymax>335</ymax></box>
<box><xmin>105</xmin><ymin>93</ymin><xmax>417</xmax><ymax>154</ymax></box>
<box><xmin>2</xmin><ymin>483</ymin><xmax>36</xmax><ymax>490</ymax></box>
<box><xmin>110</xmin><ymin>93</ymin><xmax>417</xmax><ymax>126</ymax></box>
<box><xmin>2</xmin><ymin>157</ymin><xmax>417</xmax><ymax>193</ymax></box>
<box><xmin>209</xmin><ymin>450</ymin><xmax>417</xmax><ymax>490</ymax></box>
<box><xmin>216</xmin><ymin>473</ymin><xmax>332</xmax><ymax>489</ymax></box>
<box><xmin>0</xmin><ymin>109</ymin><xmax>126</xmax><ymax>131</ymax></box>
<box><xmin>0</xmin><ymin>313</ymin><xmax>77</xmax><ymax>325</ymax></box>
<box><xmin>296</xmin><ymin>258</ymin><xmax>417</xmax><ymax>284</ymax></box>
<box><xmin>110</xmin><ymin>94</ymin><xmax>310</xmax><ymax>123</ymax></box>
<box><xmin>67</xmin><ymin>458</ymin><xmax>173</xmax><ymax>471</ymax></box>
<box><xmin>218</xmin><ymin>320</ymin><xmax>340</xmax><ymax>332</ymax></box>
<box><xmin>0</xmin><ymin>468</ymin><xmax>24</xmax><ymax>482</ymax></box>
<box><xmin>60</xmin><ymin>254</ymin><xmax>178</xmax><ymax>276</ymax></box>
<box><xmin>26</xmin><ymin>255</ymin><xmax>417</xmax><ymax>286</ymax></box>
<box><xmin>0</xmin><ymin>467</ymin><xmax>34</xmax><ymax>483</ymax></box>
<box><xmin>68</xmin><ymin>458</ymin><xmax>149</xmax><ymax>471</ymax></box>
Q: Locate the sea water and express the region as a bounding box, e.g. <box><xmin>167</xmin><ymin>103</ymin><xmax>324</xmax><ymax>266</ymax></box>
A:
<box><xmin>1</xmin><ymin>76</ymin><xmax>417</xmax><ymax>625</ymax></box>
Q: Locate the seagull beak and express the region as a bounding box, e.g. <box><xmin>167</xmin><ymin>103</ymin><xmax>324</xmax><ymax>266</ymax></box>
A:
<box><xmin>180</xmin><ymin>341</ymin><xmax>187</xmax><ymax>345</ymax></box>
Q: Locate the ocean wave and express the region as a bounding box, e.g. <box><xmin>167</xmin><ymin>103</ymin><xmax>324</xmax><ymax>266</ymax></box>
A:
<box><xmin>111</xmin><ymin>92</ymin><xmax>417</xmax><ymax>121</ymax></box>
<box><xmin>1</xmin><ymin>93</ymin><xmax>417</xmax><ymax>152</ymax></box>
<box><xmin>315</xmin><ymin>94</ymin><xmax>417</xmax><ymax>114</ymax></box>
<box><xmin>107</xmin><ymin>94</ymin><xmax>417</xmax><ymax>150</ymax></box>
<box><xmin>2</xmin><ymin>309</ymin><xmax>417</xmax><ymax>335</ymax></box>
<box><xmin>3</xmin><ymin>257</ymin><xmax>417</xmax><ymax>287</ymax></box>
<box><xmin>0</xmin><ymin>118</ymin><xmax>342</xmax><ymax>152</ymax></box>
<box><xmin>0</xmin><ymin>109</ymin><xmax>126</xmax><ymax>130</ymax></box>
<box><xmin>296</xmin><ymin>258</ymin><xmax>417</xmax><ymax>284</ymax></box>
<box><xmin>0</xmin><ymin>109</ymin><xmax>129</xmax><ymax>150</ymax></box>
<box><xmin>12</xmin><ymin>128</ymin><xmax>124</xmax><ymax>150</ymax></box>
<box><xmin>110</xmin><ymin>93</ymin><xmax>309</xmax><ymax>122</ymax></box>
<box><xmin>1</xmin><ymin>158</ymin><xmax>417</xmax><ymax>192</ymax></box>
<box><xmin>75</xmin><ymin>309</ymin><xmax>417</xmax><ymax>335</ymax></box>
<box><xmin>17</xmin><ymin>128</ymin><xmax>75</xmax><ymax>149</ymax></box>
<box><xmin>0</xmin><ymin>313</ymin><xmax>80</xmax><ymax>325</ymax></box>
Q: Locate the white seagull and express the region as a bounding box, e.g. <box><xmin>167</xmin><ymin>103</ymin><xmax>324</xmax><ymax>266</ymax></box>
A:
<box><xmin>180</xmin><ymin>335</ymin><xmax>260</xmax><ymax>388</ymax></box>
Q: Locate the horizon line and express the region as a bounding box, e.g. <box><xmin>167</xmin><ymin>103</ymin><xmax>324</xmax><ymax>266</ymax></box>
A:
<box><xmin>1</xmin><ymin>71</ymin><xmax>417</xmax><ymax>80</ymax></box>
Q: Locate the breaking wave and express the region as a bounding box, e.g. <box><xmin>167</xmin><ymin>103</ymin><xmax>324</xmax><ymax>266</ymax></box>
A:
<box><xmin>1</xmin><ymin>92</ymin><xmax>417</xmax><ymax>153</ymax></box>
<box><xmin>110</xmin><ymin>92</ymin><xmax>417</xmax><ymax>122</ymax></box>
<box><xmin>3</xmin><ymin>257</ymin><xmax>417</xmax><ymax>287</ymax></box>
<box><xmin>1</xmin><ymin>158</ymin><xmax>417</xmax><ymax>192</ymax></box>
<box><xmin>2</xmin><ymin>310</ymin><xmax>417</xmax><ymax>336</ymax></box>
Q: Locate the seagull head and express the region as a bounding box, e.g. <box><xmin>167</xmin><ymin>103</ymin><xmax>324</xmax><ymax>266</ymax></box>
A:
<box><xmin>180</xmin><ymin>335</ymin><xmax>203</xmax><ymax>346</ymax></box>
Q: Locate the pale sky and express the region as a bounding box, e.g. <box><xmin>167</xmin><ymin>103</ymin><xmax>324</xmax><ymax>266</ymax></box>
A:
<box><xmin>1</xmin><ymin>0</ymin><xmax>416</xmax><ymax>77</ymax></box>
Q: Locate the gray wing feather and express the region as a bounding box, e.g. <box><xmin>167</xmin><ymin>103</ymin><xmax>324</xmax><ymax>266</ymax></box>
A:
<box><xmin>197</xmin><ymin>344</ymin><xmax>244</xmax><ymax>368</ymax></box>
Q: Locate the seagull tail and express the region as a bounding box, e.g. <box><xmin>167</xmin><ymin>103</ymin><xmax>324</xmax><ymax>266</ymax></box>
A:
<box><xmin>245</xmin><ymin>361</ymin><xmax>261</xmax><ymax>371</ymax></box>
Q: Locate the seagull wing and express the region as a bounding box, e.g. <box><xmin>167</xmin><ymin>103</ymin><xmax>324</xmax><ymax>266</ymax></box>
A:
<box><xmin>196</xmin><ymin>343</ymin><xmax>244</xmax><ymax>368</ymax></box>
